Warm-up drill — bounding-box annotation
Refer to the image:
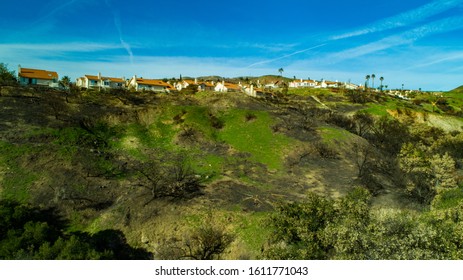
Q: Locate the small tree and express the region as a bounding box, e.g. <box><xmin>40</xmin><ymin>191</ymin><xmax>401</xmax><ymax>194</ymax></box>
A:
<box><xmin>399</xmin><ymin>143</ymin><xmax>458</xmax><ymax>204</ymax></box>
<box><xmin>59</xmin><ymin>76</ymin><xmax>71</xmax><ymax>89</ymax></box>
<box><xmin>278</xmin><ymin>68</ymin><xmax>284</xmax><ymax>77</ymax></box>
<box><xmin>136</xmin><ymin>153</ymin><xmax>203</xmax><ymax>205</ymax></box>
<box><xmin>0</xmin><ymin>63</ymin><xmax>17</xmax><ymax>86</ymax></box>
<box><xmin>156</xmin><ymin>216</ymin><xmax>235</xmax><ymax>260</ymax></box>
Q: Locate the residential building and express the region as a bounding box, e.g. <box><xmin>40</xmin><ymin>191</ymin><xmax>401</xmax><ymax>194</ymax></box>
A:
<box><xmin>214</xmin><ymin>81</ymin><xmax>242</xmax><ymax>92</ymax></box>
<box><xmin>18</xmin><ymin>65</ymin><xmax>59</xmax><ymax>88</ymax></box>
<box><xmin>175</xmin><ymin>79</ymin><xmax>197</xmax><ymax>91</ymax></box>
<box><xmin>289</xmin><ymin>79</ymin><xmax>318</xmax><ymax>88</ymax></box>
<box><xmin>197</xmin><ymin>81</ymin><xmax>215</xmax><ymax>91</ymax></box>
<box><xmin>76</xmin><ymin>73</ymin><xmax>125</xmax><ymax>89</ymax></box>
<box><xmin>128</xmin><ymin>76</ymin><xmax>173</xmax><ymax>92</ymax></box>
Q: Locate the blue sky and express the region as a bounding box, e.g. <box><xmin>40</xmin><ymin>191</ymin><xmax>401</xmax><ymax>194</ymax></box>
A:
<box><xmin>1</xmin><ymin>0</ymin><xmax>462</xmax><ymax>90</ymax></box>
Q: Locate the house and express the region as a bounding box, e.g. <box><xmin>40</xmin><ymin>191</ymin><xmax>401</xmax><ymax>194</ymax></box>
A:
<box><xmin>214</xmin><ymin>81</ymin><xmax>242</xmax><ymax>92</ymax></box>
<box><xmin>76</xmin><ymin>73</ymin><xmax>125</xmax><ymax>90</ymax></box>
<box><xmin>289</xmin><ymin>79</ymin><xmax>318</xmax><ymax>88</ymax></box>
<box><xmin>343</xmin><ymin>82</ymin><xmax>360</xmax><ymax>90</ymax></box>
<box><xmin>128</xmin><ymin>76</ymin><xmax>173</xmax><ymax>92</ymax></box>
<box><xmin>324</xmin><ymin>80</ymin><xmax>341</xmax><ymax>88</ymax></box>
<box><xmin>243</xmin><ymin>84</ymin><xmax>264</xmax><ymax>97</ymax></box>
<box><xmin>175</xmin><ymin>79</ymin><xmax>197</xmax><ymax>91</ymax></box>
<box><xmin>264</xmin><ymin>80</ymin><xmax>282</xmax><ymax>89</ymax></box>
<box><xmin>197</xmin><ymin>81</ymin><xmax>215</xmax><ymax>92</ymax></box>
<box><xmin>18</xmin><ymin>65</ymin><xmax>59</xmax><ymax>88</ymax></box>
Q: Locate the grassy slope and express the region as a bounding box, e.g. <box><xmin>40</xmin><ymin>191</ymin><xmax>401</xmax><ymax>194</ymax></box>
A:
<box><xmin>4</xmin><ymin>87</ymin><xmax>462</xmax><ymax>258</ymax></box>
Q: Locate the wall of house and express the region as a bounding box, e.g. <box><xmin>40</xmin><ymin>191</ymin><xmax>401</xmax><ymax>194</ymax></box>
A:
<box><xmin>19</xmin><ymin>77</ymin><xmax>58</xmax><ymax>87</ymax></box>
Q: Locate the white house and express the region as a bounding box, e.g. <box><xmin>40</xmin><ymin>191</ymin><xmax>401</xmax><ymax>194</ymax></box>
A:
<box><xmin>343</xmin><ymin>82</ymin><xmax>360</xmax><ymax>90</ymax></box>
<box><xmin>289</xmin><ymin>79</ymin><xmax>318</xmax><ymax>88</ymax></box>
<box><xmin>325</xmin><ymin>80</ymin><xmax>341</xmax><ymax>88</ymax></box>
<box><xmin>18</xmin><ymin>66</ymin><xmax>59</xmax><ymax>88</ymax></box>
<box><xmin>76</xmin><ymin>73</ymin><xmax>125</xmax><ymax>90</ymax></box>
<box><xmin>128</xmin><ymin>76</ymin><xmax>173</xmax><ymax>92</ymax></box>
<box><xmin>175</xmin><ymin>79</ymin><xmax>197</xmax><ymax>91</ymax></box>
<box><xmin>214</xmin><ymin>81</ymin><xmax>242</xmax><ymax>92</ymax></box>
<box><xmin>243</xmin><ymin>84</ymin><xmax>264</xmax><ymax>97</ymax></box>
<box><xmin>197</xmin><ymin>81</ymin><xmax>215</xmax><ymax>91</ymax></box>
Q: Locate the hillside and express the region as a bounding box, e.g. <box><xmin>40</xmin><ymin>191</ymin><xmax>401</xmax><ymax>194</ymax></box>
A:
<box><xmin>450</xmin><ymin>85</ymin><xmax>463</xmax><ymax>93</ymax></box>
<box><xmin>1</xmin><ymin>86</ymin><xmax>463</xmax><ymax>259</ymax></box>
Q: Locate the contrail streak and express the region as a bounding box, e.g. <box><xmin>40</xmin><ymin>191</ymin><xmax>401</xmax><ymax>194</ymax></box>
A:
<box><xmin>105</xmin><ymin>0</ymin><xmax>134</xmax><ymax>64</ymax></box>
<box><xmin>245</xmin><ymin>43</ymin><xmax>327</xmax><ymax>68</ymax></box>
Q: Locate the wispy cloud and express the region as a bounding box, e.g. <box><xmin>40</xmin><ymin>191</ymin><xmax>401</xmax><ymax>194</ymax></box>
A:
<box><xmin>328</xmin><ymin>16</ymin><xmax>463</xmax><ymax>62</ymax></box>
<box><xmin>245</xmin><ymin>43</ymin><xmax>327</xmax><ymax>68</ymax></box>
<box><xmin>34</xmin><ymin>0</ymin><xmax>81</xmax><ymax>24</ymax></box>
<box><xmin>243</xmin><ymin>0</ymin><xmax>463</xmax><ymax>69</ymax></box>
<box><xmin>406</xmin><ymin>51</ymin><xmax>463</xmax><ymax>70</ymax></box>
<box><xmin>332</xmin><ymin>0</ymin><xmax>463</xmax><ymax>40</ymax></box>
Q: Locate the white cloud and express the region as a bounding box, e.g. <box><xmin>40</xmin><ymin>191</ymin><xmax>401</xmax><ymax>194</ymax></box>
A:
<box><xmin>332</xmin><ymin>0</ymin><xmax>463</xmax><ymax>40</ymax></box>
<box><xmin>327</xmin><ymin>16</ymin><xmax>463</xmax><ymax>62</ymax></box>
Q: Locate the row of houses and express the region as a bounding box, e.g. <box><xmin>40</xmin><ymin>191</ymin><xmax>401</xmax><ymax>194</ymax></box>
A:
<box><xmin>76</xmin><ymin>74</ymin><xmax>243</xmax><ymax>93</ymax></box>
<box><xmin>16</xmin><ymin>66</ymin><xmax>360</xmax><ymax>95</ymax></box>
<box><xmin>289</xmin><ymin>79</ymin><xmax>361</xmax><ymax>90</ymax></box>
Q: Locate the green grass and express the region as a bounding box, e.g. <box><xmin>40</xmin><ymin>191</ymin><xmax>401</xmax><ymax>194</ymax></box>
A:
<box><xmin>217</xmin><ymin>109</ymin><xmax>296</xmax><ymax>170</ymax></box>
<box><xmin>363</xmin><ymin>99</ymin><xmax>399</xmax><ymax>116</ymax></box>
<box><xmin>318</xmin><ymin>126</ymin><xmax>351</xmax><ymax>142</ymax></box>
<box><xmin>233</xmin><ymin>211</ymin><xmax>271</xmax><ymax>254</ymax></box>
<box><xmin>0</xmin><ymin>141</ymin><xmax>39</xmax><ymax>202</ymax></box>
<box><xmin>287</xmin><ymin>87</ymin><xmax>333</xmax><ymax>96</ymax></box>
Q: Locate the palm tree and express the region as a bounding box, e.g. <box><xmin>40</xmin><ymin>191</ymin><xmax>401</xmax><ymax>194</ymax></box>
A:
<box><xmin>379</xmin><ymin>77</ymin><xmax>384</xmax><ymax>92</ymax></box>
<box><xmin>60</xmin><ymin>76</ymin><xmax>71</xmax><ymax>89</ymax></box>
<box><xmin>278</xmin><ymin>68</ymin><xmax>284</xmax><ymax>77</ymax></box>
<box><xmin>365</xmin><ymin>75</ymin><xmax>370</xmax><ymax>90</ymax></box>
<box><xmin>371</xmin><ymin>74</ymin><xmax>376</xmax><ymax>89</ymax></box>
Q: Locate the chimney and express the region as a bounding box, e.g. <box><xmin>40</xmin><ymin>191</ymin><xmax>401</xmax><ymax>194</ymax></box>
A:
<box><xmin>18</xmin><ymin>64</ymin><xmax>21</xmax><ymax>76</ymax></box>
<box><xmin>194</xmin><ymin>78</ymin><xmax>197</xmax><ymax>84</ymax></box>
<box><xmin>98</xmin><ymin>72</ymin><xmax>102</xmax><ymax>80</ymax></box>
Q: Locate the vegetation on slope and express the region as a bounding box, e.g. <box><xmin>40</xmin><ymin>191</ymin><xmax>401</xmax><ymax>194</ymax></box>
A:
<box><xmin>1</xmin><ymin>75</ymin><xmax>463</xmax><ymax>259</ymax></box>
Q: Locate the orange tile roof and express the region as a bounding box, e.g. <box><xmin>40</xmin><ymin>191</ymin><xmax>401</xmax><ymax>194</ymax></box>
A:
<box><xmin>183</xmin><ymin>79</ymin><xmax>196</xmax><ymax>85</ymax></box>
<box><xmin>85</xmin><ymin>75</ymin><xmax>99</xmax><ymax>80</ymax></box>
<box><xmin>224</xmin><ymin>83</ymin><xmax>241</xmax><ymax>90</ymax></box>
<box><xmin>198</xmin><ymin>81</ymin><xmax>214</xmax><ymax>87</ymax></box>
<box><xmin>19</xmin><ymin>68</ymin><xmax>58</xmax><ymax>80</ymax></box>
<box><xmin>136</xmin><ymin>78</ymin><xmax>170</xmax><ymax>87</ymax></box>
<box><xmin>103</xmin><ymin>77</ymin><xmax>124</xmax><ymax>83</ymax></box>
<box><xmin>83</xmin><ymin>75</ymin><xmax>124</xmax><ymax>83</ymax></box>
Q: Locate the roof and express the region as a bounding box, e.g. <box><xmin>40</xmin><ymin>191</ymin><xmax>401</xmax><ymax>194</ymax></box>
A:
<box><xmin>200</xmin><ymin>82</ymin><xmax>215</xmax><ymax>87</ymax></box>
<box><xmin>183</xmin><ymin>79</ymin><xmax>196</xmax><ymax>85</ymax></box>
<box><xmin>85</xmin><ymin>75</ymin><xmax>99</xmax><ymax>80</ymax></box>
<box><xmin>136</xmin><ymin>78</ymin><xmax>170</xmax><ymax>87</ymax></box>
<box><xmin>82</xmin><ymin>75</ymin><xmax>124</xmax><ymax>83</ymax></box>
<box><xmin>103</xmin><ymin>77</ymin><xmax>124</xmax><ymax>83</ymax></box>
<box><xmin>19</xmin><ymin>68</ymin><xmax>58</xmax><ymax>80</ymax></box>
<box><xmin>224</xmin><ymin>83</ymin><xmax>241</xmax><ymax>90</ymax></box>
<box><xmin>294</xmin><ymin>80</ymin><xmax>317</xmax><ymax>83</ymax></box>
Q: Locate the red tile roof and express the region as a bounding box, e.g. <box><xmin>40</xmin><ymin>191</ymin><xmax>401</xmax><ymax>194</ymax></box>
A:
<box><xmin>84</xmin><ymin>75</ymin><xmax>124</xmax><ymax>83</ymax></box>
<box><xmin>136</xmin><ymin>78</ymin><xmax>170</xmax><ymax>87</ymax></box>
<box><xmin>19</xmin><ymin>68</ymin><xmax>58</xmax><ymax>80</ymax></box>
<box><xmin>224</xmin><ymin>83</ymin><xmax>241</xmax><ymax>90</ymax></box>
<box><xmin>85</xmin><ymin>75</ymin><xmax>99</xmax><ymax>80</ymax></box>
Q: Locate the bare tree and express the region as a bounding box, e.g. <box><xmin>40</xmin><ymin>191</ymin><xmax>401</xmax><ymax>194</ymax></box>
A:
<box><xmin>136</xmin><ymin>153</ymin><xmax>203</xmax><ymax>205</ymax></box>
<box><xmin>156</xmin><ymin>215</ymin><xmax>235</xmax><ymax>260</ymax></box>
